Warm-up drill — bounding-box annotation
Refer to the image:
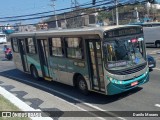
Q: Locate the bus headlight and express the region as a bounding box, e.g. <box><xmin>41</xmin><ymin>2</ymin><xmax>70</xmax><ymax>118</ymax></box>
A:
<box><xmin>119</xmin><ymin>81</ymin><xmax>122</xmax><ymax>84</ymax></box>
<box><xmin>109</xmin><ymin>77</ymin><xmax>113</xmax><ymax>81</ymax></box>
<box><xmin>144</xmin><ymin>69</ymin><xmax>148</xmax><ymax>76</ymax></box>
<box><xmin>108</xmin><ymin>77</ymin><xmax>123</xmax><ymax>84</ymax></box>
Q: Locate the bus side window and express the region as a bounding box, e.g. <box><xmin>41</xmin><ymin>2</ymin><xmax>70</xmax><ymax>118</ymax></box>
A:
<box><xmin>25</xmin><ymin>38</ymin><xmax>36</xmax><ymax>54</ymax></box>
<box><xmin>65</xmin><ymin>38</ymin><xmax>84</xmax><ymax>59</ymax></box>
<box><xmin>49</xmin><ymin>38</ymin><xmax>64</xmax><ymax>57</ymax></box>
<box><xmin>11</xmin><ymin>38</ymin><xmax>19</xmax><ymax>52</ymax></box>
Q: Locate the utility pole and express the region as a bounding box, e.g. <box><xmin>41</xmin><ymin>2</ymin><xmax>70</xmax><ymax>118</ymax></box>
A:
<box><xmin>50</xmin><ymin>0</ymin><xmax>58</xmax><ymax>28</ymax></box>
<box><xmin>71</xmin><ymin>0</ymin><xmax>79</xmax><ymax>9</ymax></box>
<box><xmin>112</xmin><ymin>9</ymin><xmax>115</xmax><ymax>24</ymax></box>
<box><xmin>134</xmin><ymin>7</ymin><xmax>139</xmax><ymax>22</ymax></box>
<box><xmin>70</xmin><ymin>0</ymin><xmax>80</xmax><ymax>28</ymax></box>
<box><xmin>115</xmin><ymin>0</ymin><xmax>119</xmax><ymax>25</ymax></box>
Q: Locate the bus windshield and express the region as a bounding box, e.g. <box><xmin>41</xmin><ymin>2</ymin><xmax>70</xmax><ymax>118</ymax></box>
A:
<box><xmin>103</xmin><ymin>36</ymin><xmax>146</xmax><ymax>71</ymax></box>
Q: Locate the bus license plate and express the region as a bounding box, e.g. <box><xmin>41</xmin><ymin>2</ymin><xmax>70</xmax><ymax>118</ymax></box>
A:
<box><xmin>131</xmin><ymin>81</ymin><xmax>138</xmax><ymax>86</ymax></box>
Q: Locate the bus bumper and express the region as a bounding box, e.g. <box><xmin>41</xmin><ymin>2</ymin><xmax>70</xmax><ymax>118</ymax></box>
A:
<box><xmin>106</xmin><ymin>72</ymin><xmax>149</xmax><ymax>95</ymax></box>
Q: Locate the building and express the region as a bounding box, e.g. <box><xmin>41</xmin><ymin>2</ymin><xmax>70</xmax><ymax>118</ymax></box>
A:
<box><xmin>43</xmin><ymin>8</ymin><xmax>99</xmax><ymax>29</ymax></box>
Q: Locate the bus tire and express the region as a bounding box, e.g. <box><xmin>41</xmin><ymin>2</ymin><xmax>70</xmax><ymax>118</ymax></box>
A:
<box><xmin>77</xmin><ymin>75</ymin><xmax>89</xmax><ymax>95</ymax></box>
<box><xmin>30</xmin><ymin>65</ymin><xmax>39</xmax><ymax>80</ymax></box>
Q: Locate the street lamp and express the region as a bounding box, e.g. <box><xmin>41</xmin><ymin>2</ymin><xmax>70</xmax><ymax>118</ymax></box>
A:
<box><xmin>50</xmin><ymin>0</ymin><xmax>58</xmax><ymax>29</ymax></box>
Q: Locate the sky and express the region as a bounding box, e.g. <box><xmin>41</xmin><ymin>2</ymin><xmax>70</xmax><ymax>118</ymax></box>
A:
<box><xmin>0</xmin><ymin>0</ymin><xmax>90</xmax><ymax>25</ymax></box>
<box><xmin>1</xmin><ymin>0</ymin><xmax>160</xmax><ymax>25</ymax></box>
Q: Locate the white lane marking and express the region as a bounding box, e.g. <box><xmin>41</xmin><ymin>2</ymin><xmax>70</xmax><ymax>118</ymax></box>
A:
<box><xmin>0</xmin><ymin>68</ymin><xmax>15</xmax><ymax>73</ymax></box>
<box><xmin>1</xmin><ymin>75</ymin><xmax>126</xmax><ymax>120</ymax></box>
<box><xmin>155</xmin><ymin>104</ymin><xmax>160</xmax><ymax>108</ymax></box>
<box><xmin>153</xmin><ymin>68</ymin><xmax>160</xmax><ymax>71</ymax></box>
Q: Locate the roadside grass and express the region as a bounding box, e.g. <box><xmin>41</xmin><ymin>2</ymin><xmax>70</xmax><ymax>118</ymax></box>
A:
<box><xmin>0</xmin><ymin>95</ymin><xmax>30</xmax><ymax>120</ymax></box>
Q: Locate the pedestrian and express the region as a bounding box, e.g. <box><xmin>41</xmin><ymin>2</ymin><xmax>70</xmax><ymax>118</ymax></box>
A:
<box><xmin>5</xmin><ymin>48</ymin><xmax>12</xmax><ymax>60</ymax></box>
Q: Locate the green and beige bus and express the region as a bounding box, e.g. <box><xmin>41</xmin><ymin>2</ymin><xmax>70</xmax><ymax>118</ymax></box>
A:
<box><xmin>10</xmin><ymin>25</ymin><xmax>149</xmax><ymax>95</ymax></box>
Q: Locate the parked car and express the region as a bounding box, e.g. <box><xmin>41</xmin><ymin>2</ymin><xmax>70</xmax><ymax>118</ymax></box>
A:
<box><xmin>147</xmin><ymin>55</ymin><xmax>156</xmax><ymax>70</ymax></box>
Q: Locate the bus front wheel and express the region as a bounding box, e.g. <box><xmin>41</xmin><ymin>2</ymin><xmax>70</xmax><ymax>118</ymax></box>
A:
<box><xmin>77</xmin><ymin>76</ymin><xmax>89</xmax><ymax>95</ymax></box>
<box><xmin>30</xmin><ymin>65</ymin><xmax>39</xmax><ymax>80</ymax></box>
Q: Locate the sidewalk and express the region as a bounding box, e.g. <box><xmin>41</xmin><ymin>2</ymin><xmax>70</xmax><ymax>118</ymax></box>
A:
<box><xmin>0</xmin><ymin>75</ymin><xmax>99</xmax><ymax>120</ymax></box>
<box><xmin>0</xmin><ymin>86</ymin><xmax>52</xmax><ymax>120</ymax></box>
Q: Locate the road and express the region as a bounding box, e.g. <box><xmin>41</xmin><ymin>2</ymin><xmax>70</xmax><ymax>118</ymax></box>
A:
<box><xmin>0</xmin><ymin>43</ymin><xmax>160</xmax><ymax>120</ymax></box>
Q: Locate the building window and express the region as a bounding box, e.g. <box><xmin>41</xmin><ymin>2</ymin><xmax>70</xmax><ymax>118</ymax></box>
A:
<box><xmin>65</xmin><ymin>38</ymin><xmax>83</xmax><ymax>59</ymax></box>
<box><xmin>12</xmin><ymin>38</ymin><xmax>19</xmax><ymax>52</ymax></box>
<box><xmin>89</xmin><ymin>15</ymin><xmax>96</xmax><ymax>24</ymax></box>
<box><xmin>50</xmin><ymin>38</ymin><xmax>63</xmax><ymax>57</ymax></box>
<box><xmin>26</xmin><ymin>38</ymin><xmax>36</xmax><ymax>54</ymax></box>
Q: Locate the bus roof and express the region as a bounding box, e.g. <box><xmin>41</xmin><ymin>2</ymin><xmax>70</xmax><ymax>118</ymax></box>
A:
<box><xmin>10</xmin><ymin>25</ymin><xmax>141</xmax><ymax>38</ymax></box>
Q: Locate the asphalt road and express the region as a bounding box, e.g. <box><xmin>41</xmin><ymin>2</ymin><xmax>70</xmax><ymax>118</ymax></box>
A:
<box><xmin>0</xmin><ymin>43</ymin><xmax>160</xmax><ymax>120</ymax></box>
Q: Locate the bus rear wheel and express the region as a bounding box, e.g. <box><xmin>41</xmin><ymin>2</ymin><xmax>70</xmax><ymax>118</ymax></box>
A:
<box><xmin>30</xmin><ymin>65</ymin><xmax>39</xmax><ymax>80</ymax></box>
<box><xmin>77</xmin><ymin>76</ymin><xmax>89</xmax><ymax>95</ymax></box>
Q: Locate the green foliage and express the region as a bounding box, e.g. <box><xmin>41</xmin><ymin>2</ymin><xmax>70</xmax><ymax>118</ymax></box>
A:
<box><xmin>0</xmin><ymin>95</ymin><xmax>30</xmax><ymax>120</ymax></box>
<box><xmin>97</xmin><ymin>11</ymin><xmax>112</xmax><ymax>21</ymax></box>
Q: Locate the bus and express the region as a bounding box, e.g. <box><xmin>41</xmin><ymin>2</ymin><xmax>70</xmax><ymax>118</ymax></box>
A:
<box><xmin>129</xmin><ymin>22</ymin><xmax>160</xmax><ymax>48</ymax></box>
<box><xmin>9</xmin><ymin>25</ymin><xmax>149</xmax><ymax>95</ymax></box>
<box><xmin>0</xmin><ymin>33</ymin><xmax>7</xmax><ymax>44</ymax></box>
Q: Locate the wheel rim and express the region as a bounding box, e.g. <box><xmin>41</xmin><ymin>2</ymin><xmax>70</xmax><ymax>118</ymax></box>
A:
<box><xmin>79</xmin><ymin>80</ymin><xmax>86</xmax><ymax>90</ymax></box>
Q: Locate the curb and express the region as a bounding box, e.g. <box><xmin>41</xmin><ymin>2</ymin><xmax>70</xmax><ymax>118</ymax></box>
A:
<box><xmin>0</xmin><ymin>86</ymin><xmax>52</xmax><ymax>120</ymax></box>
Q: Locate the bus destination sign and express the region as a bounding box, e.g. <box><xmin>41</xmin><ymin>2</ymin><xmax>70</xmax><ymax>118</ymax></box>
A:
<box><xmin>104</xmin><ymin>27</ymin><xmax>142</xmax><ymax>38</ymax></box>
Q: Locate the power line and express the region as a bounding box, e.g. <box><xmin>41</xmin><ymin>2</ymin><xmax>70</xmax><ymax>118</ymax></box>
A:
<box><xmin>0</xmin><ymin>0</ymin><xmax>146</xmax><ymax>27</ymax></box>
<box><xmin>71</xmin><ymin>0</ymin><xmax>80</xmax><ymax>8</ymax></box>
<box><xmin>0</xmin><ymin>0</ymin><xmax>107</xmax><ymax>20</ymax></box>
<box><xmin>0</xmin><ymin>1</ymin><xmax>113</xmax><ymax>23</ymax></box>
<box><xmin>0</xmin><ymin>8</ymin><xmax>107</xmax><ymax>27</ymax></box>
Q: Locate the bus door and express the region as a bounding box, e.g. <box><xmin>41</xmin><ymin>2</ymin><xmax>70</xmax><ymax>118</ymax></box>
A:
<box><xmin>37</xmin><ymin>39</ymin><xmax>50</xmax><ymax>78</ymax></box>
<box><xmin>18</xmin><ymin>39</ymin><xmax>29</xmax><ymax>72</ymax></box>
<box><xmin>86</xmin><ymin>40</ymin><xmax>105</xmax><ymax>92</ymax></box>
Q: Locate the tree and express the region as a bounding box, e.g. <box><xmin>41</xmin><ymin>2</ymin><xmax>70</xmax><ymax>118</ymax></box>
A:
<box><xmin>97</xmin><ymin>10</ymin><xmax>112</xmax><ymax>21</ymax></box>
